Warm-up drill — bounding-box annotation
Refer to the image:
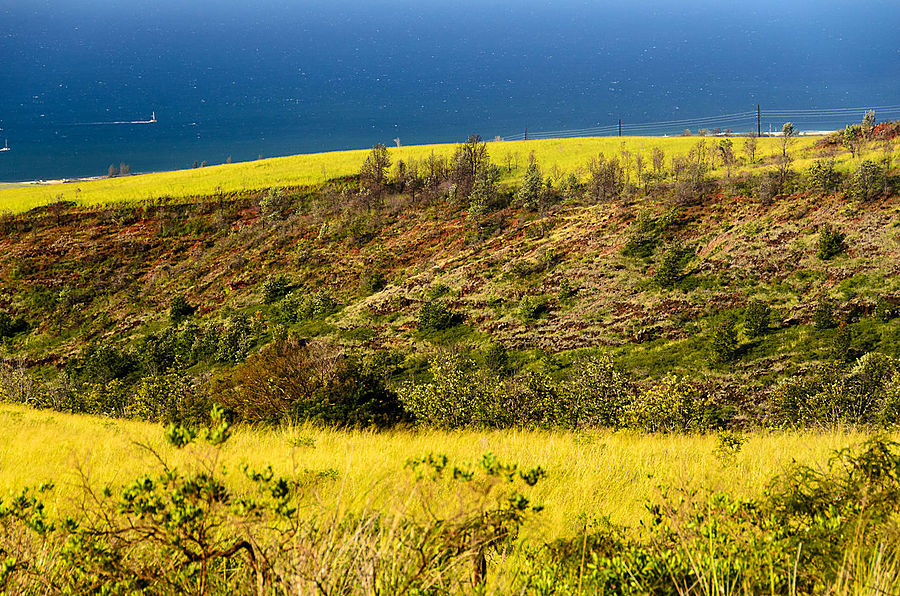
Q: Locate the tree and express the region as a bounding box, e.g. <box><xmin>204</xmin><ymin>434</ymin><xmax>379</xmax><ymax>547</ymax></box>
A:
<box><xmin>717</xmin><ymin>139</ymin><xmax>735</xmax><ymax>178</ymax></box>
<box><xmin>743</xmin><ymin>135</ymin><xmax>758</xmax><ymax>164</ymax></box>
<box><xmin>651</xmin><ymin>147</ymin><xmax>665</xmax><ymax>179</ymax></box>
<box><xmin>842</xmin><ymin>125</ymin><xmax>864</xmax><ymax>158</ymax></box>
<box><xmin>108</xmin><ymin>164</ymin><xmax>119</xmax><ymax>178</ymax></box>
<box><xmin>862</xmin><ymin>110</ymin><xmax>876</xmax><ymax>131</ymax></box>
<box><xmin>516</xmin><ymin>157</ymin><xmax>543</xmax><ymax>210</ymax></box>
<box><xmin>359</xmin><ymin>143</ymin><xmax>392</xmax><ymax>198</ymax></box>
<box><xmin>450</xmin><ymin>135</ymin><xmax>490</xmax><ymax>197</ymax></box>
<box><xmin>774</xmin><ymin>123</ymin><xmax>796</xmax><ymax>194</ymax></box>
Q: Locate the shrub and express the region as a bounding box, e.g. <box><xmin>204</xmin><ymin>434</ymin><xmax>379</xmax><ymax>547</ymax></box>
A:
<box><xmin>831</xmin><ymin>322</ymin><xmax>854</xmax><ymax>362</ymax></box>
<box><xmin>813</xmin><ymin>296</ymin><xmax>837</xmax><ymax>329</ymax></box>
<box><xmin>140</xmin><ymin>327</ymin><xmax>183</xmax><ymax>375</ymax></box>
<box><xmin>417</xmin><ymin>300</ymin><xmax>460</xmax><ymax>333</ymax></box>
<box><xmin>556</xmin><ymin>278</ymin><xmax>576</xmax><ymax>304</ymax></box>
<box><xmin>398</xmin><ymin>353</ymin><xmax>503</xmax><ymax>428</ymax></box>
<box><xmin>0</xmin><ymin>311</ymin><xmax>28</xmax><ymax>339</ymax></box>
<box><xmin>72</xmin><ymin>341</ymin><xmax>138</xmax><ymax>384</ymax></box>
<box><xmin>743</xmin><ymin>299</ymin><xmax>771</xmax><ymax>338</ymax></box>
<box><xmin>168</xmin><ymin>294</ymin><xmax>195</xmax><ymax>324</ymax></box>
<box><xmin>481</xmin><ymin>342</ymin><xmax>510</xmax><ymax>376</ymax></box>
<box><xmin>621</xmin><ymin>211</ymin><xmax>661</xmax><ymax>259</ymax></box>
<box><xmin>261</xmin><ymin>274</ymin><xmax>290</xmax><ymax>304</ymax></box>
<box><xmin>272</xmin><ymin>290</ymin><xmax>337</xmax><ymax>325</ymax></box>
<box><xmin>804</xmin><ymin>159</ymin><xmax>842</xmax><ymax>193</ymax></box>
<box><xmin>215</xmin><ymin>337</ymin><xmax>405</xmax><ymax>427</ymax></box>
<box><xmin>875</xmin><ymin>297</ymin><xmax>898</xmax><ymax>322</ymax></box>
<box><xmin>126</xmin><ymin>372</ymin><xmax>209</xmax><ymax>425</ymax></box>
<box><xmin>850</xmin><ymin>159</ymin><xmax>887</xmax><ymax>201</ymax></box>
<box><xmin>816</xmin><ymin>223</ymin><xmax>846</xmax><ymax>260</ymax></box>
<box><xmin>708</xmin><ymin>316</ymin><xmax>739</xmax><ymax>364</ymax></box>
<box><xmin>215</xmin><ymin>312</ymin><xmax>264</xmax><ymax>363</ymax></box>
<box><xmin>518</xmin><ymin>294</ymin><xmax>548</xmax><ymax>322</ymax></box>
<box><xmin>624</xmin><ymin>376</ymin><xmax>718</xmax><ymax>432</ymax></box>
<box><xmin>360</xmin><ymin>271</ymin><xmax>387</xmax><ymax>295</ymax></box>
<box><xmin>516</xmin><ymin>160</ymin><xmax>543</xmax><ymax>211</ymax></box>
<box><xmin>771</xmin><ymin>355</ymin><xmax>900</xmax><ymax>426</ymax></box>
<box><xmin>560</xmin><ymin>355</ymin><xmax>633</xmax><ymax>428</ymax></box>
<box><xmin>652</xmin><ymin>243</ymin><xmax>694</xmax><ymax>289</ymax></box>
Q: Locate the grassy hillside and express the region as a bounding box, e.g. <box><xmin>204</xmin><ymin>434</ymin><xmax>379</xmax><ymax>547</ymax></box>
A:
<box><xmin>0</xmin><ymin>127</ymin><xmax>899</xmax><ymax>592</ymax></box>
<box><xmin>0</xmin><ymin>135</ymin><xmax>823</xmax><ymax>213</ymax></box>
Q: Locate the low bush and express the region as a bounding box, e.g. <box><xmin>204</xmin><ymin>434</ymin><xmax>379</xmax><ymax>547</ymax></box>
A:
<box><xmin>804</xmin><ymin>159</ymin><xmax>842</xmax><ymax>193</ymax></box>
<box><xmin>518</xmin><ymin>294</ymin><xmax>548</xmax><ymax>322</ymax></box>
<box><xmin>771</xmin><ymin>353</ymin><xmax>900</xmax><ymax>426</ymax></box>
<box><xmin>816</xmin><ymin>223</ymin><xmax>846</xmax><ymax>260</ymax></box>
<box><xmin>261</xmin><ymin>274</ymin><xmax>290</xmax><ymax>304</ymax></box>
<box><xmin>708</xmin><ymin>316</ymin><xmax>739</xmax><ymax>364</ymax></box>
<box><xmin>214</xmin><ymin>337</ymin><xmax>404</xmax><ymax>427</ymax></box>
<box><xmin>417</xmin><ymin>300</ymin><xmax>461</xmax><ymax>334</ymax></box>
<box><xmin>398</xmin><ymin>353</ymin><xmax>503</xmax><ymax>428</ymax></box>
<box><xmin>168</xmin><ymin>294</ymin><xmax>195</xmax><ymax>324</ymax></box>
<box><xmin>0</xmin><ymin>311</ymin><xmax>28</xmax><ymax>339</ymax></box>
<box><xmin>813</xmin><ymin>296</ymin><xmax>837</xmax><ymax>329</ymax></box>
<box><xmin>652</xmin><ymin>243</ymin><xmax>694</xmax><ymax>289</ymax></box>
<box><xmin>624</xmin><ymin>375</ymin><xmax>721</xmax><ymax>432</ymax></box>
<box><xmin>743</xmin><ymin>299</ymin><xmax>771</xmax><ymax>338</ymax></box>
<box><xmin>558</xmin><ymin>355</ymin><xmax>632</xmax><ymax>428</ymax></box>
<box><xmin>272</xmin><ymin>290</ymin><xmax>337</xmax><ymax>325</ymax></box>
<box><xmin>850</xmin><ymin>159</ymin><xmax>887</xmax><ymax>201</ymax></box>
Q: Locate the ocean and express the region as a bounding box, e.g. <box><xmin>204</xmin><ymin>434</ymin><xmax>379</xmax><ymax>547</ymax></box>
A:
<box><xmin>1</xmin><ymin>0</ymin><xmax>898</xmax><ymax>182</ymax></box>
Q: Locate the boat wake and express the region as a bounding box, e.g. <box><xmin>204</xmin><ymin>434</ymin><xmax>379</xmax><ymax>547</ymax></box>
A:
<box><xmin>72</xmin><ymin>112</ymin><xmax>157</xmax><ymax>126</ymax></box>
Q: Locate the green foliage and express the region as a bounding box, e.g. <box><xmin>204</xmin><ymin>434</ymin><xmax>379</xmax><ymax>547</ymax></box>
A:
<box><xmin>816</xmin><ymin>223</ymin><xmax>846</xmax><ymax>260</ymax></box>
<box><xmin>518</xmin><ymin>294</ymin><xmax>548</xmax><ymax>322</ymax></box>
<box><xmin>168</xmin><ymin>294</ymin><xmax>195</xmax><ymax>324</ymax></box>
<box><xmin>72</xmin><ymin>341</ymin><xmax>138</xmax><ymax>384</ymax></box>
<box><xmin>772</xmin><ymin>353</ymin><xmax>900</xmax><ymax>426</ymax></box>
<box><xmin>804</xmin><ymin>159</ymin><xmax>842</xmax><ymax>193</ymax></box>
<box><xmin>624</xmin><ymin>375</ymin><xmax>721</xmax><ymax>432</ymax></box>
<box><xmin>713</xmin><ymin>430</ymin><xmax>745</xmax><ymax>463</ymax></box>
<box><xmin>0</xmin><ymin>311</ymin><xmax>27</xmax><ymax>339</ymax></box>
<box><xmin>417</xmin><ymin>300</ymin><xmax>461</xmax><ymax>334</ymax></box>
<box><xmin>875</xmin><ymin>297</ymin><xmax>898</xmax><ymax>322</ymax></box>
<box><xmin>360</xmin><ymin>271</ymin><xmax>387</xmax><ymax>295</ymax></box>
<box><xmin>813</xmin><ymin>296</ymin><xmax>837</xmax><ymax>330</ymax></box>
<box><xmin>850</xmin><ymin>159</ymin><xmax>887</xmax><ymax>201</ymax></box>
<box><xmin>398</xmin><ymin>353</ymin><xmax>502</xmax><ymax>428</ymax></box>
<box><xmin>215</xmin><ymin>337</ymin><xmax>405</xmax><ymax>427</ymax></box>
<box><xmin>272</xmin><ymin>289</ymin><xmax>337</xmax><ymax>325</ymax></box>
<box><xmin>708</xmin><ymin>316</ymin><xmax>739</xmax><ymax>364</ymax></box>
<box><xmin>516</xmin><ymin>160</ymin><xmax>544</xmax><ymax>210</ymax></box>
<box><xmin>560</xmin><ymin>355</ymin><xmax>633</xmax><ymax>428</ymax></box>
<box><xmin>652</xmin><ymin>242</ymin><xmax>694</xmax><ymax>289</ymax></box>
<box><xmin>261</xmin><ymin>274</ymin><xmax>290</xmax><ymax>304</ymax></box>
<box><xmin>743</xmin><ymin>299</ymin><xmax>771</xmax><ymax>338</ymax></box>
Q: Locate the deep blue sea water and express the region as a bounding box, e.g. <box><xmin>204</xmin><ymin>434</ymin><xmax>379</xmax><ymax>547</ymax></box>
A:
<box><xmin>1</xmin><ymin>0</ymin><xmax>898</xmax><ymax>181</ymax></box>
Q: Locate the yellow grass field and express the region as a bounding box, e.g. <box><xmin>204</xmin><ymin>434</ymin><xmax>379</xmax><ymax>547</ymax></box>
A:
<box><xmin>0</xmin><ymin>404</ymin><xmax>877</xmax><ymax>539</ymax></box>
<box><xmin>0</xmin><ymin>136</ymin><xmax>826</xmax><ymax>214</ymax></box>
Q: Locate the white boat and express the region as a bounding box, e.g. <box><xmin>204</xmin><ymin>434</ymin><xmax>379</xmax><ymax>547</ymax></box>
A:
<box><xmin>0</xmin><ymin>140</ymin><xmax>9</xmax><ymax>152</ymax></box>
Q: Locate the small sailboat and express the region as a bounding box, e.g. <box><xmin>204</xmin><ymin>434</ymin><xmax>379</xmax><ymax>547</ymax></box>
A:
<box><xmin>150</xmin><ymin>111</ymin><xmax>157</xmax><ymax>123</ymax></box>
<box><xmin>0</xmin><ymin>139</ymin><xmax>9</xmax><ymax>152</ymax></box>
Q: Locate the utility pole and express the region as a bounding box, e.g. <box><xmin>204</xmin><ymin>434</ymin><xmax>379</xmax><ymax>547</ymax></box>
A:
<box><xmin>618</xmin><ymin>119</ymin><xmax>622</xmax><ymax>137</ymax></box>
<box><xmin>757</xmin><ymin>105</ymin><xmax>761</xmax><ymax>137</ymax></box>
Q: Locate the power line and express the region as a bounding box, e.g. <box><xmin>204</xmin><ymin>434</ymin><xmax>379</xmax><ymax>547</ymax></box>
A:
<box><xmin>501</xmin><ymin>104</ymin><xmax>896</xmax><ymax>140</ymax></box>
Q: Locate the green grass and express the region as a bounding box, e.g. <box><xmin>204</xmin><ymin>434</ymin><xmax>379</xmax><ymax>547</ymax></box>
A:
<box><xmin>0</xmin><ymin>403</ymin><xmax>877</xmax><ymax>536</ymax></box>
<box><xmin>0</xmin><ymin>135</ymin><xmax>824</xmax><ymax>214</ymax></box>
